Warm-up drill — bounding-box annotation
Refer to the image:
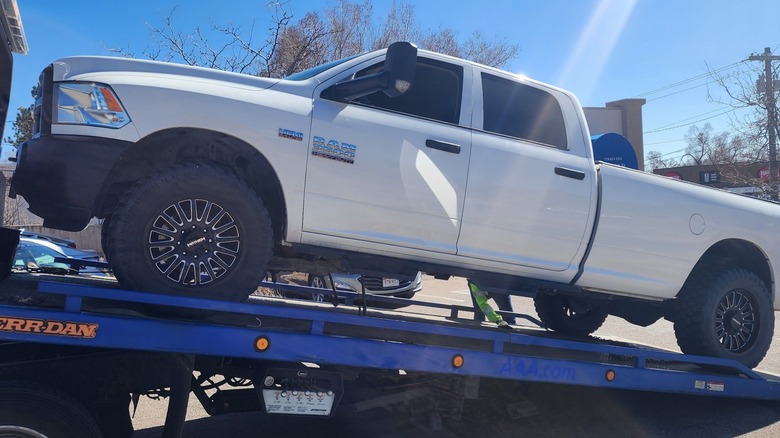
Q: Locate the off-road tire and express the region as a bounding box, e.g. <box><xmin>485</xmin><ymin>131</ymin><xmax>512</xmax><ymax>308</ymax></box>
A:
<box><xmin>0</xmin><ymin>380</ymin><xmax>102</xmax><ymax>438</ymax></box>
<box><xmin>100</xmin><ymin>215</ymin><xmax>111</xmax><ymax>257</ymax></box>
<box><xmin>106</xmin><ymin>163</ymin><xmax>273</xmax><ymax>301</ymax></box>
<box><xmin>534</xmin><ymin>293</ymin><xmax>608</xmax><ymax>336</ymax></box>
<box><xmin>672</xmin><ymin>268</ymin><xmax>773</xmax><ymax>369</ymax></box>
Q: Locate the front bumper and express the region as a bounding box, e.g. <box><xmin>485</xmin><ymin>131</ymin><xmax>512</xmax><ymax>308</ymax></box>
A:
<box><xmin>332</xmin><ymin>271</ymin><xmax>423</xmax><ymax>297</ymax></box>
<box><xmin>11</xmin><ymin>134</ymin><xmax>131</xmax><ymax>231</ymax></box>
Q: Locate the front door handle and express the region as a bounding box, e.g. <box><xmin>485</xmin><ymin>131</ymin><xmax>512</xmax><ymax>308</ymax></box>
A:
<box><xmin>554</xmin><ymin>166</ymin><xmax>586</xmax><ymax>180</ymax></box>
<box><xmin>426</xmin><ymin>139</ymin><xmax>461</xmax><ymax>154</ymax></box>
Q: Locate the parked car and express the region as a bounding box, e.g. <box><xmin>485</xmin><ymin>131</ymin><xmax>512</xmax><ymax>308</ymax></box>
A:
<box><xmin>18</xmin><ymin>230</ymin><xmax>77</xmax><ymax>248</ymax></box>
<box><xmin>307</xmin><ymin>271</ymin><xmax>422</xmax><ymax>301</ymax></box>
<box><xmin>13</xmin><ymin>237</ymin><xmax>109</xmax><ymax>276</ymax></box>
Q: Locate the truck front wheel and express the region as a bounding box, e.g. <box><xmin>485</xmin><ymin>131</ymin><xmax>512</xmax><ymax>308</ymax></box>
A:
<box><xmin>106</xmin><ymin>163</ymin><xmax>273</xmax><ymax>301</ymax></box>
<box><xmin>0</xmin><ymin>380</ymin><xmax>101</xmax><ymax>438</ymax></box>
<box><xmin>533</xmin><ymin>293</ymin><xmax>608</xmax><ymax>336</ymax></box>
<box><xmin>672</xmin><ymin>268</ymin><xmax>773</xmax><ymax>369</ymax></box>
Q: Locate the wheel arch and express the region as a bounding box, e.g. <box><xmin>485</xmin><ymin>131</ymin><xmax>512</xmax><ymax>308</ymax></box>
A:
<box><xmin>687</xmin><ymin>238</ymin><xmax>773</xmax><ymax>300</ymax></box>
<box><xmin>94</xmin><ymin>127</ymin><xmax>288</xmax><ymax>243</ymax></box>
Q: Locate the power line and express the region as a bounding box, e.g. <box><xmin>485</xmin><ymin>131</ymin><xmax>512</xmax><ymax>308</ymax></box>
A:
<box><xmin>644</xmin><ymin>139</ymin><xmax>683</xmax><ymax>146</ymax></box>
<box><xmin>644</xmin><ymin>107</ymin><xmax>737</xmax><ymax>134</ymax></box>
<box><xmin>633</xmin><ymin>60</ymin><xmax>746</xmax><ymax>98</ymax></box>
<box><xmin>646</xmin><ymin>82</ymin><xmax>709</xmax><ymax>102</ymax></box>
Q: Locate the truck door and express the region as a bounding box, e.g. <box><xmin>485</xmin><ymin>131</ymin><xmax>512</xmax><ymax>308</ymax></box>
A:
<box><xmin>457</xmin><ymin>71</ymin><xmax>595</xmax><ymax>273</ymax></box>
<box><xmin>304</xmin><ymin>56</ymin><xmax>471</xmax><ymax>254</ymax></box>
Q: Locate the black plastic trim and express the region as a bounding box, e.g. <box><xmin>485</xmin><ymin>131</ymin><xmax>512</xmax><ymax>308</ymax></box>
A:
<box><xmin>571</xmin><ymin>167</ymin><xmax>603</xmax><ymax>285</ymax></box>
<box><xmin>425</xmin><ymin>139</ymin><xmax>461</xmax><ymax>154</ymax></box>
<box><xmin>11</xmin><ymin>135</ymin><xmax>132</xmax><ymax>231</ymax></box>
<box><xmin>554</xmin><ymin>166</ymin><xmax>585</xmax><ymax>180</ymax></box>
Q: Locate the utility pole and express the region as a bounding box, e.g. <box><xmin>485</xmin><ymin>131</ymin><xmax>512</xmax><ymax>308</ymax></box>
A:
<box><xmin>749</xmin><ymin>47</ymin><xmax>780</xmax><ymax>201</ymax></box>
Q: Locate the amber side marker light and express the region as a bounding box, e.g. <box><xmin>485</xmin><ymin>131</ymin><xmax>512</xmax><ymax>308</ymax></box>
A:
<box><xmin>451</xmin><ymin>354</ymin><xmax>464</xmax><ymax>369</ymax></box>
<box><xmin>255</xmin><ymin>336</ymin><xmax>270</xmax><ymax>352</ymax></box>
<box><xmin>99</xmin><ymin>86</ymin><xmax>123</xmax><ymax>112</ymax></box>
<box><xmin>605</xmin><ymin>369</ymin><xmax>616</xmax><ymax>382</ymax></box>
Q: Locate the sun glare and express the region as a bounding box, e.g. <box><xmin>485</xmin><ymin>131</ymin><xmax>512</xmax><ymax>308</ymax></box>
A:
<box><xmin>557</xmin><ymin>0</ymin><xmax>638</xmax><ymax>102</ymax></box>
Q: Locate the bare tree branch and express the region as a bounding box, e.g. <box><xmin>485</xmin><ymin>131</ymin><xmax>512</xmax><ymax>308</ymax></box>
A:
<box><xmin>108</xmin><ymin>0</ymin><xmax>522</xmax><ymax>78</ymax></box>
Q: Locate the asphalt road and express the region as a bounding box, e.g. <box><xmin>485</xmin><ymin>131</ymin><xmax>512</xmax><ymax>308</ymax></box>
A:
<box><xmin>131</xmin><ymin>275</ymin><xmax>780</xmax><ymax>437</ymax></box>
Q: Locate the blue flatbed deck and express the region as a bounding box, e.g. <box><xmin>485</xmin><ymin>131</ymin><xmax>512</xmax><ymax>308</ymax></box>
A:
<box><xmin>1</xmin><ymin>272</ymin><xmax>780</xmax><ymax>402</ymax></box>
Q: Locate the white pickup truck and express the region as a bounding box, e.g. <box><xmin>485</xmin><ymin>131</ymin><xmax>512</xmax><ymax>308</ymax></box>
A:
<box><xmin>10</xmin><ymin>42</ymin><xmax>780</xmax><ymax>368</ymax></box>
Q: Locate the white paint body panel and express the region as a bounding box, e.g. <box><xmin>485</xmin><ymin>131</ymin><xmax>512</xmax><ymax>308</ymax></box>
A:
<box><xmin>581</xmin><ymin>164</ymin><xmax>780</xmax><ymax>308</ymax></box>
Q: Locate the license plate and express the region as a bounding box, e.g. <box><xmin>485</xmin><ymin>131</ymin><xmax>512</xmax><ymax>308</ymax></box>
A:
<box><xmin>260</xmin><ymin>368</ymin><xmax>341</xmax><ymax>417</ymax></box>
<box><xmin>262</xmin><ymin>389</ymin><xmax>336</xmax><ymax>416</ymax></box>
<box><xmin>382</xmin><ymin>277</ymin><xmax>400</xmax><ymax>288</ymax></box>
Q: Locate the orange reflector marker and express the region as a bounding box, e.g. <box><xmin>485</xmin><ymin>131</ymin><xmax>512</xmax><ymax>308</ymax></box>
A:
<box><xmin>99</xmin><ymin>86</ymin><xmax>123</xmax><ymax>112</ymax></box>
<box><xmin>255</xmin><ymin>336</ymin><xmax>270</xmax><ymax>352</ymax></box>
<box><xmin>605</xmin><ymin>369</ymin><xmax>616</xmax><ymax>382</ymax></box>
<box><xmin>451</xmin><ymin>354</ymin><xmax>464</xmax><ymax>368</ymax></box>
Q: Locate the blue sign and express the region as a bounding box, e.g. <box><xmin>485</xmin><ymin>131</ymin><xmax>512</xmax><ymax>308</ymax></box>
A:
<box><xmin>591</xmin><ymin>133</ymin><xmax>638</xmax><ymax>170</ymax></box>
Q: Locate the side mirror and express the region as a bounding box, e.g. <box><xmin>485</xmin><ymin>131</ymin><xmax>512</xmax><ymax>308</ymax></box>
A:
<box><xmin>382</xmin><ymin>41</ymin><xmax>417</xmax><ymax>97</ymax></box>
<box><xmin>325</xmin><ymin>41</ymin><xmax>417</xmax><ymax>101</ymax></box>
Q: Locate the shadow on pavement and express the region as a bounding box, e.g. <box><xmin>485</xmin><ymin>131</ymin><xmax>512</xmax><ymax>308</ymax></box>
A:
<box><xmin>133</xmin><ymin>379</ymin><xmax>780</xmax><ymax>437</ymax></box>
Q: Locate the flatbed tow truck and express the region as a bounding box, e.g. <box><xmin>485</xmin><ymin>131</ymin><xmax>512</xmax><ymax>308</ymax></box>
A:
<box><xmin>2</xmin><ymin>4</ymin><xmax>780</xmax><ymax>437</ymax></box>
<box><xmin>0</xmin><ymin>226</ymin><xmax>780</xmax><ymax>438</ymax></box>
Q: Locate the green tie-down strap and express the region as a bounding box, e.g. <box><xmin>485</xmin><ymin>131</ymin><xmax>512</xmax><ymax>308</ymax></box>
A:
<box><xmin>468</xmin><ymin>280</ymin><xmax>504</xmax><ymax>324</ymax></box>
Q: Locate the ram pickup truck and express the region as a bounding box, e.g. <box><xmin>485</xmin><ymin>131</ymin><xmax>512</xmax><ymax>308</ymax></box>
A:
<box><xmin>10</xmin><ymin>42</ymin><xmax>780</xmax><ymax>368</ymax></box>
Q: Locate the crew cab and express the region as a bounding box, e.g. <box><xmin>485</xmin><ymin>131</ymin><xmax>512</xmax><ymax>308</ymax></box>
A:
<box><xmin>10</xmin><ymin>42</ymin><xmax>780</xmax><ymax>368</ymax></box>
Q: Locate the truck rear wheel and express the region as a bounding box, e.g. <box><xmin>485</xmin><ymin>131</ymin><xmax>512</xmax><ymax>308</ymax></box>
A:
<box><xmin>533</xmin><ymin>293</ymin><xmax>608</xmax><ymax>336</ymax></box>
<box><xmin>106</xmin><ymin>163</ymin><xmax>273</xmax><ymax>301</ymax></box>
<box><xmin>672</xmin><ymin>268</ymin><xmax>773</xmax><ymax>369</ymax></box>
<box><xmin>0</xmin><ymin>380</ymin><xmax>101</xmax><ymax>438</ymax></box>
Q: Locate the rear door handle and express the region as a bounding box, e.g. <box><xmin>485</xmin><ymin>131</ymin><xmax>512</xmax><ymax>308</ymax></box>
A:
<box><xmin>554</xmin><ymin>166</ymin><xmax>586</xmax><ymax>180</ymax></box>
<box><xmin>426</xmin><ymin>139</ymin><xmax>461</xmax><ymax>154</ymax></box>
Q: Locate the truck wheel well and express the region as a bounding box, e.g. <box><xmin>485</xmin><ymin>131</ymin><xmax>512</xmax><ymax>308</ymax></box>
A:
<box><xmin>95</xmin><ymin>128</ymin><xmax>287</xmax><ymax>243</ymax></box>
<box><xmin>688</xmin><ymin>239</ymin><xmax>772</xmax><ymax>297</ymax></box>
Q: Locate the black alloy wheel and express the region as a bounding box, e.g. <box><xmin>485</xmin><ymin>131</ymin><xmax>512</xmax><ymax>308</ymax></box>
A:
<box><xmin>106</xmin><ymin>163</ymin><xmax>273</xmax><ymax>301</ymax></box>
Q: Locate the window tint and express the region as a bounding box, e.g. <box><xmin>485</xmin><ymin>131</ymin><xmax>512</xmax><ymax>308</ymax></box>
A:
<box><xmin>352</xmin><ymin>58</ymin><xmax>463</xmax><ymax>124</ymax></box>
<box><xmin>481</xmin><ymin>73</ymin><xmax>567</xmax><ymax>149</ymax></box>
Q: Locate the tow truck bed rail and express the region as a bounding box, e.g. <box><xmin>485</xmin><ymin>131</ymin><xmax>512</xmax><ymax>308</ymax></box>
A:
<box><xmin>1</xmin><ymin>274</ymin><xmax>778</xmax><ymax>401</ymax></box>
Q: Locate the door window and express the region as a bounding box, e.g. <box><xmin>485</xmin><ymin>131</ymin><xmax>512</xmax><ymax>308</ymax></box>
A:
<box><xmin>349</xmin><ymin>58</ymin><xmax>464</xmax><ymax>124</ymax></box>
<box><xmin>481</xmin><ymin>73</ymin><xmax>567</xmax><ymax>149</ymax></box>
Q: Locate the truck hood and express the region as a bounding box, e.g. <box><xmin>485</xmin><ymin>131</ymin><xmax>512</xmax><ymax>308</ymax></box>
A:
<box><xmin>50</xmin><ymin>56</ymin><xmax>281</xmax><ymax>90</ymax></box>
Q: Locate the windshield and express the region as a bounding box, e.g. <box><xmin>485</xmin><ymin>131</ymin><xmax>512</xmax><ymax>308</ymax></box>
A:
<box><xmin>14</xmin><ymin>242</ymin><xmax>66</xmax><ymax>269</ymax></box>
<box><xmin>284</xmin><ymin>54</ymin><xmax>360</xmax><ymax>81</ymax></box>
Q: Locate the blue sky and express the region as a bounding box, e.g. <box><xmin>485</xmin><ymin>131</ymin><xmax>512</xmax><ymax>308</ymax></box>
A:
<box><xmin>7</xmin><ymin>0</ymin><xmax>780</xmax><ymax>162</ymax></box>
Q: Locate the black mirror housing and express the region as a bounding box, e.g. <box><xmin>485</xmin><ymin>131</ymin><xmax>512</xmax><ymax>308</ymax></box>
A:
<box><xmin>382</xmin><ymin>41</ymin><xmax>417</xmax><ymax>97</ymax></box>
<box><xmin>324</xmin><ymin>41</ymin><xmax>418</xmax><ymax>101</ymax></box>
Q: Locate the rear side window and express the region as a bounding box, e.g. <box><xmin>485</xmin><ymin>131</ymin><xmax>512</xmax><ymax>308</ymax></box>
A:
<box><xmin>481</xmin><ymin>73</ymin><xmax>567</xmax><ymax>149</ymax></box>
<box><xmin>353</xmin><ymin>58</ymin><xmax>463</xmax><ymax>124</ymax></box>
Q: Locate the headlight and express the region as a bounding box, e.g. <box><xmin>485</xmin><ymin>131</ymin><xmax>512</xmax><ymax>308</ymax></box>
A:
<box><xmin>54</xmin><ymin>82</ymin><xmax>130</xmax><ymax>128</ymax></box>
<box><xmin>333</xmin><ymin>279</ymin><xmax>358</xmax><ymax>292</ymax></box>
